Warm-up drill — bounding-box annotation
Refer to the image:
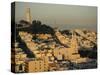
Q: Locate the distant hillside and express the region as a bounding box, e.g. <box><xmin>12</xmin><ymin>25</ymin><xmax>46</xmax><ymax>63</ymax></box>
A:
<box><xmin>16</xmin><ymin>20</ymin><xmax>55</xmax><ymax>35</ymax></box>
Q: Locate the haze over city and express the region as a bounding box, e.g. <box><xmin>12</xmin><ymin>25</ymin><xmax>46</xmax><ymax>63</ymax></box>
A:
<box><xmin>15</xmin><ymin>2</ymin><xmax>97</xmax><ymax>31</ymax></box>
<box><xmin>11</xmin><ymin>2</ymin><xmax>97</xmax><ymax>73</ymax></box>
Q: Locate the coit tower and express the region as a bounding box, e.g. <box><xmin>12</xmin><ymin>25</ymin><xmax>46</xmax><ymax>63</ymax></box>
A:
<box><xmin>25</xmin><ymin>8</ymin><xmax>32</xmax><ymax>24</ymax></box>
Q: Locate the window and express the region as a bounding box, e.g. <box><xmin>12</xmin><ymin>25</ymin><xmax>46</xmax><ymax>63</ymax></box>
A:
<box><xmin>19</xmin><ymin>64</ymin><xmax>23</xmax><ymax>70</ymax></box>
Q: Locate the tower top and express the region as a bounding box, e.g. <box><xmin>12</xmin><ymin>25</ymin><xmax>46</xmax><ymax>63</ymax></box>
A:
<box><xmin>25</xmin><ymin>8</ymin><xmax>32</xmax><ymax>24</ymax></box>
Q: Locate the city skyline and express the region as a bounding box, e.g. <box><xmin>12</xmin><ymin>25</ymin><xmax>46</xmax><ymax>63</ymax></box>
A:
<box><xmin>11</xmin><ymin>2</ymin><xmax>97</xmax><ymax>73</ymax></box>
<box><xmin>15</xmin><ymin>2</ymin><xmax>97</xmax><ymax>31</ymax></box>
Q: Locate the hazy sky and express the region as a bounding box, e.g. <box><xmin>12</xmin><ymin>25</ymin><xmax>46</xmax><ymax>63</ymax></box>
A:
<box><xmin>15</xmin><ymin>2</ymin><xmax>97</xmax><ymax>31</ymax></box>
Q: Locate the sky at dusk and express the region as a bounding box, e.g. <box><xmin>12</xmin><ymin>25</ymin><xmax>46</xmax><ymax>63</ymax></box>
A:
<box><xmin>15</xmin><ymin>2</ymin><xmax>97</xmax><ymax>31</ymax></box>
